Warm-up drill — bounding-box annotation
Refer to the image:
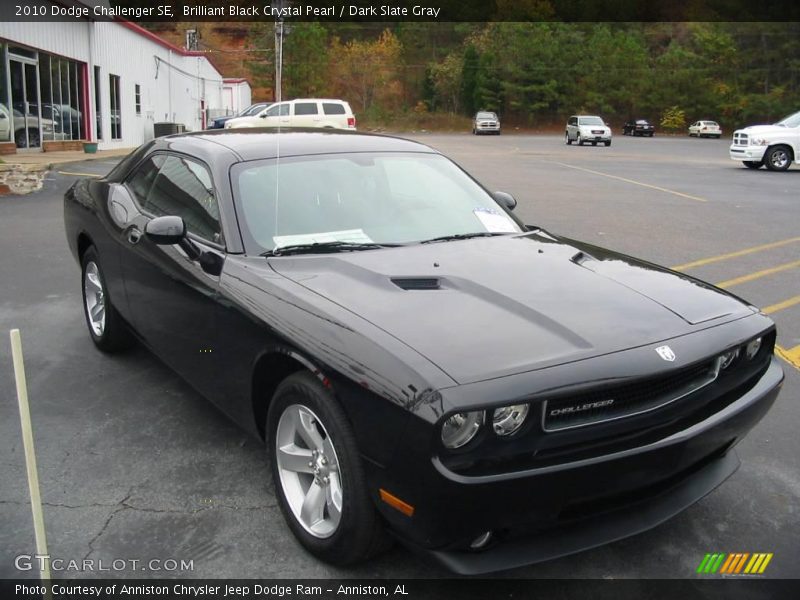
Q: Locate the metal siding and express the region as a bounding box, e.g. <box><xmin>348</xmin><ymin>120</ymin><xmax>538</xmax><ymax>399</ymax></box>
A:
<box><xmin>0</xmin><ymin>16</ymin><xmax>230</xmax><ymax>150</ymax></box>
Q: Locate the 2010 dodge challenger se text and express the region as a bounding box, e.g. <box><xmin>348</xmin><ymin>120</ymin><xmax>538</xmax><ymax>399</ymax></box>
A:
<box><xmin>63</xmin><ymin>129</ymin><xmax>784</xmax><ymax>574</ymax></box>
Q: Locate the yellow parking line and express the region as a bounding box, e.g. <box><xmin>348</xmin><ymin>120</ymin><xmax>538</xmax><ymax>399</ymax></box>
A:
<box><xmin>762</xmin><ymin>295</ymin><xmax>800</xmax><ymax>315</ymax></box>
<box><xmin>671</xmin><ymin>237</ymin><xmax>800</xmax><ymax>271</ymax></box>
<box><xmin>57</xmin><ymin>171</ymin><xmax>102</xmax><ymax>178</ymax></box>
<box><xmin>715</xmin><ymin>260</ymin><xmax>800</xmax><ymax>289</ymax></box>
<box><xmin>553</xmin><ymin>162</ymin><xmax>707</xmax><ymax>202</ymax></box>
<box><xmin>776</xmin><ymin>345</ymin><xmax>800</xmax><ymax>370</ymax></box>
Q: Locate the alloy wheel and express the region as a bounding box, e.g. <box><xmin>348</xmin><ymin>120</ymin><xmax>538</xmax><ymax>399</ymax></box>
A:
<box><xmin>275</xmin><ymin>404</ymin><xmax>343</xmax><ymax>539</ymax></box>
<box><xmin>83</xmin><ymin>261</ymin><xmax>106</xmax><ymax>336</ymax></box>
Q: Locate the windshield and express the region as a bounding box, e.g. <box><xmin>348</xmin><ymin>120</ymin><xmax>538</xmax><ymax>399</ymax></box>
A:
<box><xmin>578</xmin><ymin>117</ymin><xmax>604</xmax><ymax>125</ymax></box>
<box><xmin>476</xmin><ymin>112</ymin><xmax>496</xmax><ymax>119</ymax></box>
<box><xmin>241</xmin><ymin>103</ymin><xmax>269</xmax><ymax>116</ymax></box>
<box><xmin>776</xmin><ymin>111</ymin><xmax>800</xmax><ymax>128</ymax></box>
<box><xmin>233</xmin><ymin>152</ymin><xmax>523</xmax><ymax>253</ymax></box>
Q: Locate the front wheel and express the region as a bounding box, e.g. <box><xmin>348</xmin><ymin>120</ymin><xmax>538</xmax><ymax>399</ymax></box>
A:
<box><xmin>605</xmin><ymin>140</ymin><xmax>612</xmax><ymax>147</ymax></box>
<box><xmin>267</xmin><ymin>372</ymin><xmax>391</xmax><ymax>565</ymax></box>
<box><xmin>565</xmin><ymin>132</ymin><xmax>572</xmax><ymax>145</ymax></box>
<box><xmin>577</xmin><ymin>133</ymin><xmax>584</xmax><ymax>146</ymax></box>
<box><xmin>81</xmin><ymin>247</ymin><xmax>133</xmax><ymax>352</ymax></box>
<box><xmin>765</xmin><ymin>146</ymin><xmax>792</xmax><ymax>171</ymax></box>
<box><xmin>743</xmin><ymin>161</ymin><xmax>763</xmax><ymax>170</ymax></box>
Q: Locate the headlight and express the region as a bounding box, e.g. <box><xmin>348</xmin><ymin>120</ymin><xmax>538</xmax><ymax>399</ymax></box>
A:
<box><xmin>441</xmin><ymin>411</ymin><xmax>483</xmax><ymax>449</ymax></box>
<box><xmin>746</xmin><ymin>337</ymin><xmax>762</xmax><ymax>359</ymax></box>
<box><xmin>492</xmin><ymin>404</ymin><xmax>529</xmax><ymax>436</ymax></box>
<box><xmin>751</xmin><ymin>138</ymin><xmax>769</xmax><ymax>146</ymax></box>
<box><xmin>720</xmin><ymin>348</ymin><xmax>739</xmax><ymax>369</ymax></box>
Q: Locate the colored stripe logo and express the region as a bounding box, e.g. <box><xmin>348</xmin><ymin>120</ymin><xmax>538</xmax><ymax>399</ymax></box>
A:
<box><xmin>697</xmin><ymin>553</ymin><xmax>773</xmax><ymax>575</ymax></box>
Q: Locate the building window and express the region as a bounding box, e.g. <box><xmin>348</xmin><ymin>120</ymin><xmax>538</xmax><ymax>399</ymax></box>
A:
<box><xmin>94</xmin><ymin>66</ymin><xmax>102</xmax><ymax>140</ymax></box>
<box><xmin>134</xmin><ymin>84</ymin><xmax>141</xmax><ymax>116</ymax></box>
<box><xmin>109</xmin><ymin>74</ymin><xmax>121</xmax><ymax>140</ymax></box>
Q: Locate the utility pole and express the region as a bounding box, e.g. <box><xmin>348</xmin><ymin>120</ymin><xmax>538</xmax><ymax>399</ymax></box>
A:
<box><xmin>272</xmin><ymin>1</ymin><xmax>289</xmax><ymax>102</ymax></box>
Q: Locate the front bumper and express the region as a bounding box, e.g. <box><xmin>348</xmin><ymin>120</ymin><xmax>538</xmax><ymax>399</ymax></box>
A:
<box><xmin>730</xmin><ymin>145</ymin><xmax>767</xmax><ymax>162</ymax></box>
<box><xmin>372</xmin><ymin>356</ymin><xmax>783</xmax><ymax>574</ymax></box>
<box><xmin>579</xmin><ymin>130</ymin><xmax>611</xmax><ymax>141</ymax></box>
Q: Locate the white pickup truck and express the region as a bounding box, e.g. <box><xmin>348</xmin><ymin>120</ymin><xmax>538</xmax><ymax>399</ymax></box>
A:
<box><xmin>729</xmin><ymin>110</ymin><xmax>800</xmax><ymax>171</ymax></box>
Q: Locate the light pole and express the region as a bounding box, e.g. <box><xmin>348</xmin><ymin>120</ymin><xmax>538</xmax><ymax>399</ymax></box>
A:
<box><xmin>272</xmin><ymin>0</ymin><xmax>288</xmax><ymax>102</ymax></box>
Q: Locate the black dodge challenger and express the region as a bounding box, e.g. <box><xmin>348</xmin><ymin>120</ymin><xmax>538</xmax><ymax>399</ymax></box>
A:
<box><xmin>64</xmin><ymin>129</ymin><xmax>783</xmax><ymax>574</ymax></box>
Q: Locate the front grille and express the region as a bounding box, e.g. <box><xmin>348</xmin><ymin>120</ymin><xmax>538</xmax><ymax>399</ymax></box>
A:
<box><xmin>733</xmin><ymin>132</ymin><xmax>748</xmax><ymax>146</ymax></box>
<box><xmin>542</xmin><ymin>359</ymin><xmax>719</xmax><ymax>432</ymax></box>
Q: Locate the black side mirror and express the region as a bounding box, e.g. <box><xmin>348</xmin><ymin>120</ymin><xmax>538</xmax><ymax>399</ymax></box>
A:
<box><xmin>145</xmin><ymin>215</ymin><xmax>185</xmax><ymax>245</ymax></box>
<box><xmin>493</xmin><ymin>191</ymin><xmax>517</xmax><ymax>211</ymax></box>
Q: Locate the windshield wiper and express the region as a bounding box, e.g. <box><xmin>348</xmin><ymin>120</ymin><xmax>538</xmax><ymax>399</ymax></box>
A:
<box><xmin>419</xmin><ymin>232</ymin><xmax>507</xmax><ymax>244</ymax></box>
<box><xmin>262</xmin><ymin>241</ymin><xmax>400</xmax><ymax>257</ymax></box>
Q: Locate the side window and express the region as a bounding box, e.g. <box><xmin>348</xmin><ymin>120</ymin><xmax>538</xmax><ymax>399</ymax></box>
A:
<box><xmin>294</xmin><ymin>102</ymin><xmax>318</xmax><ymax>115</ymax></box>
<box><xmin>323</xmin><ymin>102</ymin><xmax>346</xmax><ymax>115</ymax></box>
<box><xmin>143</xmin><ymin>155</ymin><xmax>222</xmax><ymax>244</ymax></box>
<box><xmin>126</xmin><ymin>154</ymin><xmax>166</xmax><ymax>206</ymax></box>
<box><xmin>569</xmin><ymin>117</ymin><xmax>577</xmax><ymax>126</ymax></box>
<box><xmin>265</xmin><ymin>103</ymin><xmax>289</xmax><ymax>117</ymax></box>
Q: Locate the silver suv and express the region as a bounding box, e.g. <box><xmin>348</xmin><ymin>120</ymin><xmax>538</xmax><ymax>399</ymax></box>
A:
<box><xmin>566</xmin><ymin>115</ymin><xmax>612</xmax><ymax>146</ymax></box>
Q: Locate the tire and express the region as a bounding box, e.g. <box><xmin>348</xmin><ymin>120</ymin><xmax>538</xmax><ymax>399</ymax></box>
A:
<box><xmin>743</xmin><ymin>161</ymin><xmax>763</xmax><ymax>170</ymax></box>
<box><xmin>565</xmin><ymin>132</ymin><xmax>572</xmax><ymax>145</ymax></box>
<box><xmin>577</xmin><ymin>133</ymin><xmax>584</xmax><ymax>146</ymax></box>
<box><xmin>267</xmin><ymin>372</ymin><xmax>391</xmax><ymax>566</ymax></box>
<box><xmin>81</xmin><ymin>246</ymin><xmax>133</xmax><ymax>352</ymax></box>
<box><xmin>765</xmin><ymin>146</ymin><xmax>792</xmax><ymax>172</ymax></box>
<box><xmin>605</xmin><ymin>140</ymin><xmax>612</xmax><ymax>147</ymax></box>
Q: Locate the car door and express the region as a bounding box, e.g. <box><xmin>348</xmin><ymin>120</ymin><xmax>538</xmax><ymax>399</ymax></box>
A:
<box><xmin>291</xmin><ymin>101</ymin><xmax>320</xmax><ymax>127</ymax></box>
<box><xmin>260</xmin><ymin>102</ymin><xmax>290</xmax><ymax>127</ymax></box>
<box><xmin>567</xmin><ymin>116</ymin><xmax>577</xmax><ymax>139</ymax></box>
<box><xmin>118</xmin><ymin>152</ymin><xmax>226</xmax><ymax>395</ymax></box>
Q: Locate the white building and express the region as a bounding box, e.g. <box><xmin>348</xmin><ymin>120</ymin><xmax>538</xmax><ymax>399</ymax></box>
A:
<box><xmin>0</xmin><ymin>3</ymin><xmax>251</xmax><ymax>153</ymax></box>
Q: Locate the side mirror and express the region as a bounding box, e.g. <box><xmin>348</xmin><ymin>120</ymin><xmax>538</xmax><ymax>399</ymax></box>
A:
<box><xmin>145</xmin><ymin>215</ymin><xmax>186</xmax><ymax>245</ymax></box>
<box><xmin>493</xmin><ymin>191</ymin><xmax>517</xmax><ymax>211</ymax></box>
<box><xmin>260</xmin><ymin>113</ymin><xmax>269</xmax><ymax>118</ymax></box>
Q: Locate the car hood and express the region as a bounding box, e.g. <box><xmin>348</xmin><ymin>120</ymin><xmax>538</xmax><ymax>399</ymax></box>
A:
<box><xmin>268</xmin><ymin>232</ymin><xmax>754</xmax><ymax>385</ymax></box>
<box><xmin>735</xmin><ymin>124</ymin><xmax>791</xmax><ymax>136</ymax></box>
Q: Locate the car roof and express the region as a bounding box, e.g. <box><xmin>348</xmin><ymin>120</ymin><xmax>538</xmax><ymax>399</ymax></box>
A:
<box><xmin>153</xmin><ymin>128</ymin><xmax>438</xmax><ymax>162</ymax></box>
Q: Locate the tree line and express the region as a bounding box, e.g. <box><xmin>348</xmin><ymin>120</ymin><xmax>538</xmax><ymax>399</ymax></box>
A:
<box><xmin>247</xmin><ymin>22</ymin><xmax>800</xmax><ymax>129</ymax></box>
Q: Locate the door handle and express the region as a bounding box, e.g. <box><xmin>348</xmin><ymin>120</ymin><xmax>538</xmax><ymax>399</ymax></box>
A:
<box><xmin>127</xmin><ymin>228</ymin><xmax>142</xmax><ymax>245</ymax></box>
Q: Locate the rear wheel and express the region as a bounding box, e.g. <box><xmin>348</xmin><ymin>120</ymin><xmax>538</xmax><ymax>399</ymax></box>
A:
<box><xmin>743</xmin><ymin>161</ymin><xmax>763</xmax><ymax>170</ymax></box>
<box><xmin>267</xmin><ymin>372</ymin><xmax>391</xmax><ymax>565</ymax></box>
<box><xmin>765</xmin><ymin>146</ymin><xmax>792</xmax><ymax>171</ymax></box>
<box><xmin>81</xmin><ymin>247</ymin><xmax>133</xmax><ymax>352</ymax></box>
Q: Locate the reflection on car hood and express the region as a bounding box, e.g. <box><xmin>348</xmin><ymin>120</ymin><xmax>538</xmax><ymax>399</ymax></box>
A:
<box><xmin>269</xmin><ymin>232</ymin><xmax>754</xmax><ymax>384</ymax></box>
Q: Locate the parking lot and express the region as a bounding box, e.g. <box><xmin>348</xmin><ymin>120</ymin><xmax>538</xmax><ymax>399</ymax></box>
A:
<box><xmin>0</xmin><ymin>133</ymin><xmax>798</xmax><ymax>580</ymax></box>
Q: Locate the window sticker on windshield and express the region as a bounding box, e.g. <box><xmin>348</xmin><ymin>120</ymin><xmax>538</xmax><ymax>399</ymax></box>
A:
<box><xmin>473</xmin><ymin>208</ymin><xmax>518</xmax><ymax>233</ymax></box>
<box><xmin>273</xmin><ymin>228</ymin><xmax>373</xmax><ymax>248</ymax></box>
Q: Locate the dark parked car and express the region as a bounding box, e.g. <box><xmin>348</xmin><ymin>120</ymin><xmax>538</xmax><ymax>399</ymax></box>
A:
<box><xmin>207</xmin><ymin>102</ymin><xmax>272</xmax><ymax>129</ymax></box>
<box><xmin>623</xmin><ymin>119</ymin><xmax>655</xmax><ymax>136</ymax></box>
<box><xmin>64</xmin><ymin>129</ymin><xmax>783</xmax><ymax>574</ymax></box>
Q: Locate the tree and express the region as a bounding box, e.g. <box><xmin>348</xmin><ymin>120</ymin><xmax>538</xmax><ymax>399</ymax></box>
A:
<box><xmin>282</xmin><ymin>23</ymin><xmax>329</xmax><ymax>98</ymax></box>
<box><xmin>326</xmin><ymin>29</ymin><xmax>404</xmax><ymax>116</ymax></box>
<box><xmin>460</xmin><ymin>45</ymin><xmax>479</xmax><ymax>115</ymax></box>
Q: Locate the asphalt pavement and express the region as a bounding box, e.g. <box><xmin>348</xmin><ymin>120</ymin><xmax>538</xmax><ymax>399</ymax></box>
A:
<box><xmin>0</xmin><ymin>133</ymin><xmax>798</xmax><ymax>581</ymax></box>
